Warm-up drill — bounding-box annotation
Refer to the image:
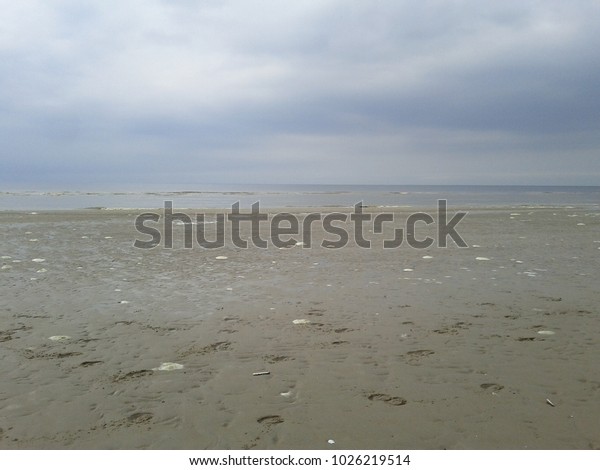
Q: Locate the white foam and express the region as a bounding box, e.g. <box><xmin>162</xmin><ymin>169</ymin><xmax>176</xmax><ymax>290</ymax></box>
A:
<box><xmin>475</xmin><ymin>257</ymin><xmax>490</xmax><ymax>261</ymax></box>
<box><xmin>215</xmin><ymin>256</ymin><xmax>228</xmax><ymax>260</ymax></box>
<box><xmin>422</xmin><ymin>255</ymin><xmax>433</xmax><ymax>259</ymax></box>
<box><xmin>403</xmin><ymin>268</ymin><xmax>414</xmax><ymax>272</ymax></box>
<box><xmin>36</xmin><ymin>268</ymin><xmax>47</xmax><ymax>273</ymax></box>
<box><xmin>537</xmin><ymin>330</ymin><xmax>555</xmax><ymax>335</ymax></box>
<box><xmin>32</xmin><ymin>258</ymin><xmax>45</xmax><ymax>263</ymax></box>
<box><xmin>292</xmin><ymin>319</ymin><xmax>310</xmax><ymax>325</ymax></box>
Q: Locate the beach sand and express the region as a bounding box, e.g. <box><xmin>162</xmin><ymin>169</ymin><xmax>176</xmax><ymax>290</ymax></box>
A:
<box><xmin>0</xmin><ymin>207</ymin><xmax>599</xmax><ymax>449</ymax></box>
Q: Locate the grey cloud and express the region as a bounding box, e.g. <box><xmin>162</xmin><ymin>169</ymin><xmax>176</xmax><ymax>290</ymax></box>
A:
<box><xmin>1</xmin><ymin>0</ymin><xmax>599</xmax><ymax>187</ymax></box>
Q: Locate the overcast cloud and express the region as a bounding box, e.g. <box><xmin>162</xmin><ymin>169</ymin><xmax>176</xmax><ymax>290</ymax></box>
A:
<box><xmin>1</xmin><ymin>0</ymin><xmax>599</xmax><ymax>188</ymax></box>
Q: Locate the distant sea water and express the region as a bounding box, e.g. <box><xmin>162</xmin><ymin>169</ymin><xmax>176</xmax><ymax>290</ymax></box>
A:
<box><xmin>1</xmin><ymin>185</ymin><xmax>599</xmax><ymax>211</ymax></box>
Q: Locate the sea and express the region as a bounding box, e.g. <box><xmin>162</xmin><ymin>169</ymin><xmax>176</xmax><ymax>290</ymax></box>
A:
<box><xmin>1</xmin><ymin>185</ymin><xmax>599</xmax><ymax>211</ymax></box>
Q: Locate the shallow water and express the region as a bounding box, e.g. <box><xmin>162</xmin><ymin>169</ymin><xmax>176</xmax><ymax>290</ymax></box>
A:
<box><xmin>2</xmin><ymin>185</ymin><xmax>600</xmax><ymax>210</ymax></box>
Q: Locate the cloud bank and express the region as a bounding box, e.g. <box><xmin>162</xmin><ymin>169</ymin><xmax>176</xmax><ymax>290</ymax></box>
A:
<box><xmin>1</xmin><ymin>0</ymin><xmax>599</xmax><ymax>188</ymax></box>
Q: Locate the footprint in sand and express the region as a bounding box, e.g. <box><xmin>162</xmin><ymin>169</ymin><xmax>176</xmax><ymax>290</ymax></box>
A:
<box><xmin>307</xmin><ymin>308</ymin><xmax>326</xmax><ymax>316</ymax></box>
<box><xmin>112</xmin><ymin>369</ymin><xmax>154</xmax><ymax>383</ymax></box>
<box><xmin>179</xmin><ymin>341</ymin><xmax>231</xmax><ymax>358</ymax></box>
<box><xmin>480</xmin><ymin>383</ymin><xmax>504</xmax><ymax>392</ymax></box>
<box><xmin>264</xmin><ymin>355</ymin><xmax>293</xmax><ymax>364</ymax></box>
<box><xmin>0</xmin><ymin>332</ymin><xmax>14</xmax><ymax>342</ymax></box>
<box><xmin>257</xmin><ymin>415</ymin><xmax>284</xmax><ymax>426</ymax></box>
<box><xmin>23</xmin><ymin>350</ymin><xmax>83</xmax><ymax>360</ymax></box>
<box><xmin>404</xmin><ymin>349</ymin><xmax>435</xmax><ymax>365</ymax></box>
<box><xmin>433</xmin><ymin>322</ymin><xmax>471</xmax><ymax>335</ymax></box>
<box><xmin>244</xmin><ymin>415</ymin><xmax>285</xmax><ymax>449</ymax></box>
<box><xmin>127</xmin><ymin>412</ymin><xmax>154</xmax><ymax>425</ymax></box>
<box><xmin>79</xmin><ymin>360</ymin><xmax>104</xmax><ymax>367</ymax></box>
<box><xmin>367</xmin><ymin>393</ymin><xmax>407</xmax><ymax>406</ymax></box>
<box><xmin>218</xmin><ymin>328</ymin><xmax>238</xmax><ymax>334</ymax></box>
<box><xmin>103</xmin><ymin>412</ymin><xmax>155</xmax><ymax>429</ymax></box>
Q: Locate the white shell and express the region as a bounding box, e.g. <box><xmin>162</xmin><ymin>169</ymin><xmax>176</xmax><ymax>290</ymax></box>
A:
<box><xmin>49</xmin><ymin>335</ymin><xmax>71</xmax><ymax>341</ymax></box>
<box><xmin>153</xmin><ymin>362</ymin><xmax>184</xmax><ymax>371</ymax></box>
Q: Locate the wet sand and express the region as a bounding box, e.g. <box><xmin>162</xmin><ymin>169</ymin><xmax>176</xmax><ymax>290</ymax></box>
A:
<box><xmin>0</xmin><ymin>207</ymin><xmax>599</xmax><ymax>449</ymax></box>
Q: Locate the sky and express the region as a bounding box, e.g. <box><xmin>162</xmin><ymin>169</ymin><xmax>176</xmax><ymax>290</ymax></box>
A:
<box><xmin>1</xmin><ymin>0</ymin><xmax>599</xmax><ymax>189</ymax></box>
